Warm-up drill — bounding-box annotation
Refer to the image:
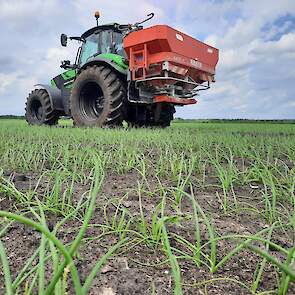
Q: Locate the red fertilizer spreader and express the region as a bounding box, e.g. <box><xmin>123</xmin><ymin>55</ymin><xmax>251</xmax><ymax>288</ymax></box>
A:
<box><xmin>124</xmin><ymin>25</ymin><xmax>219</xmax><ymax>105</ymax></box>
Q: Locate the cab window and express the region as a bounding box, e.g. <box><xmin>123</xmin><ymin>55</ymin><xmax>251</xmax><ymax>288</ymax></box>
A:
<box><xmin>100</xmin><ymin>31</ymin><xmax>112</xmax><ymax>54</ymax></box>
<box><xmin>80</xmin><ymin>33</ymin><xmax>100</xmax><ymax>65</ymax></box>
<box><xmin>112</xmin><ymin>32</ymin><xmax>125</xmax><ymax>56</ymax></box>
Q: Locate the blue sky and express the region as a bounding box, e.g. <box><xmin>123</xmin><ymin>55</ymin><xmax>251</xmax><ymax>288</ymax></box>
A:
<box><xmin>0</xmin><ymin>0</ymin><xmax>295</xmax><ymax>119</ymax></box>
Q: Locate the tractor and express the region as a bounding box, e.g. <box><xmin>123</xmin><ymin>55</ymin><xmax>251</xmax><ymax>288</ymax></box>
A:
<box><xmin>25</xmin><ymin>12</ymin><xmax>219</xmax><ymax>127</ymax></box>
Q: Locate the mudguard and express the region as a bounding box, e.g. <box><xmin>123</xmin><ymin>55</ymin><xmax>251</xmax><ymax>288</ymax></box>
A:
<box><xmin>35</xmin><ymin>84</ymin><xmax>64</xmax><ymax>111</ymax></box>
<box><xmin>80</xmin><ymin>57</ymin><xmax>128</xmax><ymax>76</ymax></box>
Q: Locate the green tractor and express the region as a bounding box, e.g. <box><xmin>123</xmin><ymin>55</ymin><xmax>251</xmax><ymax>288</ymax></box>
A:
<box><xmin>25</xmin><ymin>12</ymin><xmax>218</xmax><ymax>127</ymax></box>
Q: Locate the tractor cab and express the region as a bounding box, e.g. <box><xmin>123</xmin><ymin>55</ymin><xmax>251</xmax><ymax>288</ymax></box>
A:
<box><xmin>52</xmin><ymin>23</ymin><xmax>128</xmax><ymax>92</ymax></box>
<box><xmin>55</xmin><ymin>10</ymin><xmax>150</xmax><ymax>91</ymax></box>
<box><xmin>79</xmin><ymin>24</ymin><xmax>126</xmax><ymax>65</ymax></box>
<box><xmin>60</xmin><ymin>23</ymin><xmax>126</xmax><ymax>69</ymax></box>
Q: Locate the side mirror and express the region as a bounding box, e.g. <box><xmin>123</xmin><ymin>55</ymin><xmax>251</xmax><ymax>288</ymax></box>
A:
<box><xmin>61</xmin><ymin>34</ymin><xmax>68</xmax><ymax>47</ymax></box>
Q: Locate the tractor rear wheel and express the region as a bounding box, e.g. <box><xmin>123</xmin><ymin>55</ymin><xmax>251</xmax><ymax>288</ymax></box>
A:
<box><xmin>25</xmin><ymin>89</ymin><xmax>59</xmax><ymax>125</ymax></box>
<box><xmin>70</xmin><ymin>65</ymin><xmax>126</xmax><ymax>127</ymax></box>
<box><xmin>151</xmin><ymin>103</ymin><xmax>175</xmax><ymax>127</ymax></box>
<box><xmin>126</xmin><ymin>103</ymin><xmax>175</xmax><ymax>128</ymax></box>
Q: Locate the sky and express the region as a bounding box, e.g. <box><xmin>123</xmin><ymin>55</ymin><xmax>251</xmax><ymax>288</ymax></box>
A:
<box><xmin>0</xmin><ymin>0</ymin><xmax>295</xmax><ymax>119</ymax></box>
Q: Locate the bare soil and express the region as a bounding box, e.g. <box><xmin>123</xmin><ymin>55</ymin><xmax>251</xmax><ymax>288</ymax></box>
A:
<box><xmin>0</xmin><ymin>169</ymin><xmax>294</xmax><ymax>295</ymax></box>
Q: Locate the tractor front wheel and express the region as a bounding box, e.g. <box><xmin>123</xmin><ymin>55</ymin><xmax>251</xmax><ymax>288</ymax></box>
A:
<box><xmin>25</xmin><ymin>89</ymin><xmax>59</xmax><ymax>125</ymax></box>
<box><xmin>70</xmin><ymin>65</ymin><xmax>126</xmax><ymax>127</ymax></box>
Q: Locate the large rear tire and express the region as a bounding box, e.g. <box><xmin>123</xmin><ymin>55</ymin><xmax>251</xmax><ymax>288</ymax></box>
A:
<box><xmin>70</xmin><ymin>65</ymin><xmax>126</xmax><ymax>127</ymax></box>
<box><xmin>25</xmin><ymin>89</ymin><xmax>59</xmax><ymax>125</ymax></box>
<box><xmin>151</xmin><ymin>103</ymin><xmax>175</xmax><ymax>127</ymax></box>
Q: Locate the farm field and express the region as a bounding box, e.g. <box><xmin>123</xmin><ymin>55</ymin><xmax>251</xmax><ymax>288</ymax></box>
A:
<box><xmin>0</xmin><ymin>119</ymin><xmax>294</xmax><ymax>295</ymax></box>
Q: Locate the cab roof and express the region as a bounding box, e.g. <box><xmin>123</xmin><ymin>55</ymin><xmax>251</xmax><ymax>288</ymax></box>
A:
<box><xmin>81</xmin><ymin>23</ymin><xmax>122</xmax><ymax>39</ymax></box>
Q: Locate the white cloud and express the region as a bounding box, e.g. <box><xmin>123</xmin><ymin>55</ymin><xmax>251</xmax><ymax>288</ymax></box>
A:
<box><xmin>0</xmin><ymin>0</ymin><xmax>295</xmax><ymax>119</ymax></box>
<box><xmin>73</xmin><ymin>0</ymin><xmax>164</xmax><ymax>29</ymax></box>
<box><xmin>0</xmin><ymin>0</ymin><xmax>61</xmax><ymax>31</ymax></box>
<box><xmin>173</xmin><ymin>0</ymin><xmax>295</xmax><ymax>119</ymax></box>
<box><xmin>0</xmin><ymin>72</ymin><xmax>19</xmax><ymax>95</ymax></box>
<box><xmin>287</xmin><ymin>101</ymin><xmax>295</xmax><ymax>108</ymax></box>
<box><xmin>253</xmin><ymin>32</ymin><xmax>295</xmax><ymax>55</ymax></box>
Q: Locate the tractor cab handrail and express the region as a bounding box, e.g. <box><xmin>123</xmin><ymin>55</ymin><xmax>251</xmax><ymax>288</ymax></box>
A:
<box><xmin>117</xmin><ymin>13</ymin><xmax>154</xmax><ymax>35</ymax></box>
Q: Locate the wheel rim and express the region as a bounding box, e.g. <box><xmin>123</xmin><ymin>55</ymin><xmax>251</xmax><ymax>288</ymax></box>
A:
<box><xmin>30</xmin><ymin>99</ymin><xmax>43</xmax><ymax>121</ymax></box>
<box><xmin>79</xmin><ymin>82</ymin><xmax>104</xmax><ymax>121</ymax></box>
